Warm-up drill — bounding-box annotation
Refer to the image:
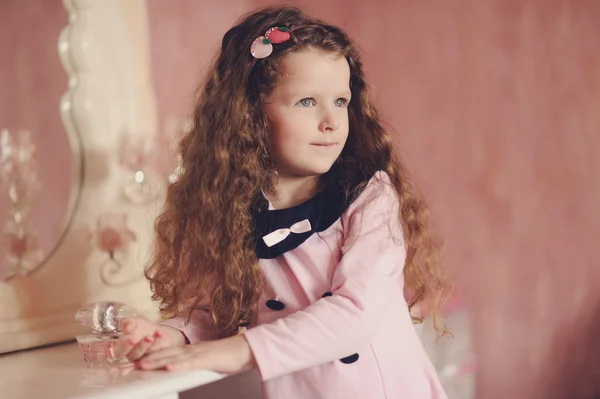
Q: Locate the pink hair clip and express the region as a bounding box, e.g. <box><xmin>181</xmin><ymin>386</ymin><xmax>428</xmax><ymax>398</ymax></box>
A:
<box><xmin>250</xmin><ymin>26</ymin><xmax>291</xmax><ymax>59</ymax></box>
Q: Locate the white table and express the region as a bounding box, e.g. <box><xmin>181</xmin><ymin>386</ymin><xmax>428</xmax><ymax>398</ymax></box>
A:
<box><xmin>0</xmin><ymin>342</ymin><xmax>239</xmax><ymax>399</ymax></box>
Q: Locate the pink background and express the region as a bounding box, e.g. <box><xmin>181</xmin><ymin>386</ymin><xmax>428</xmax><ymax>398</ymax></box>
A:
<box><xmin>2</xmin><ymin>0</ymin><xmax>598</xmax><ymax>397</ymax></box>
<box><xmin>147</xmin><ymin>1</ymin><xmax>600</xmax><ymax>398</ymax></box>
<box><xmin>0</xmin><ymin>0</ymin><xmax>72</xmax><ymax>280</ymax></box>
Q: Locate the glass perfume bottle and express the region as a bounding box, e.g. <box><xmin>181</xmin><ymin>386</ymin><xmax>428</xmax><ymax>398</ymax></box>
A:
<box><xmin>75</xmin><ymin>301</ymin><xmax>137</xmax><ymax>364</ymax></box>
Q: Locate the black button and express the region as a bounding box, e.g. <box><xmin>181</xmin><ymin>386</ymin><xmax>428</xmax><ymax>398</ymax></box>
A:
<box><xmin>322</xmin><ymin>291</ymin><xmax>333</xmax><ymax>297</ymax></box>
<box><xmin>266</xmin><ymin>299</ymin><xmax>285</xmax><ymax>311</ymax></box>
<box><xmin>340</xmin><ymin>353</ymin><xmax>359</xmax><ymax>364</ymax></box>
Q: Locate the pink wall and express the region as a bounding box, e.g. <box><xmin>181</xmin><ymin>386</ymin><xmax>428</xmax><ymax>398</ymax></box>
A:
<box><xmin>147</xmin><ymin>1</ymin><xmax>600</xmax><ymax>397</ymax></box>
<box><xmin>0</xmin><ymin>0</ymin><xmax>71</xmax><ymax>280</ymax></box>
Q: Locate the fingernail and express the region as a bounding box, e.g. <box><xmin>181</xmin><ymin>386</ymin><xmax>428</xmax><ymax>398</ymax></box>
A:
<box><xmin>144</xmin><ymin>336</ymin><xmax>153</xmax><ymax>343</ymax></box>
<box><xmin>129</xmin><ymin>339</ymin><xmax>136</xmax><ymax>346</ymax></box>
<box><xmin>154</xmin><ymin>330</ymin><xmax>163</xmax><ymax>338</ymax></box>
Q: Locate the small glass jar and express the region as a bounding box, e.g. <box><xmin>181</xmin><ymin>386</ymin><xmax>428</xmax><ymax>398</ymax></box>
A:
<box><xmin>74</xmin><ymin>301</ymin><xmax>137</xmax><ymax>364</ymax></box>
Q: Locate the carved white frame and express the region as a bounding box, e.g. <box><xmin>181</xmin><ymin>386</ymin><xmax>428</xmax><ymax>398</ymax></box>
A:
<box><xmin>0</xmin><ymin>0</ymin><xmax>161</xmax><ymax>354</ymax></box>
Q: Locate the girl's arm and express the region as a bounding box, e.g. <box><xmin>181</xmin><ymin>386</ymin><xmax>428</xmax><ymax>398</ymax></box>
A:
<box><xmin>244</xmin><ymin>172</ymin><xmax>407</xmax><ymax>381</ymax></box>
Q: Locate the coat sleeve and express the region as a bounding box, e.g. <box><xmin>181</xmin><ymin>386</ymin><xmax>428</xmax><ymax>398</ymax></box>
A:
<box><xmin>159</xmin><ymin>306</ymin><xmax>213</xmax><ymax>344</ymax></box>
<box><xmin>243</xmin><ymin>172</ymin><xmax>407</xmax><ymax>381</ymax></box>
<box><xmin>159</xmin><ymin>275</ymin><xmax>218</xmax><ymax>344</ymax></box>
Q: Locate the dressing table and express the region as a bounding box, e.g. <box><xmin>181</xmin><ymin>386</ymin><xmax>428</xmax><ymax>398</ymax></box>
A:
<box><xmin>0</xmin><ymin>341</ymin><xmax>264</xmax><ymax>399</ymax></box>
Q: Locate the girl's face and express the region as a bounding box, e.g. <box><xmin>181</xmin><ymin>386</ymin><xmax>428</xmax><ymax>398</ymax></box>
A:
<box><xmin>263</xmin><ymin>47</ymin><xmax>351</xmax><ymax>180</ymax></box>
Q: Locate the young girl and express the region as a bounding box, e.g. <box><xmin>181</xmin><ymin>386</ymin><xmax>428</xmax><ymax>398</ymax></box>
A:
<box><xmin>118</xmin><ymin>6</ymin><xmax>451</xmax><ymax>398</ymax></box>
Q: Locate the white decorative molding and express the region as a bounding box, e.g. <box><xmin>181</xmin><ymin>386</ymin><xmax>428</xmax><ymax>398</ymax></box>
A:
<box><xmin>0</xmin><ymin>0</ymin><xmax>162</xmax><ymax>354</ymax></box>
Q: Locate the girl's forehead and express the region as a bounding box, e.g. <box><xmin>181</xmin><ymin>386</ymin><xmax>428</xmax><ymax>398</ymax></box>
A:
<box><xmin>275</xmin><ymin>48</ymin><xmax>350</xmax><ymax>92</ymax></box>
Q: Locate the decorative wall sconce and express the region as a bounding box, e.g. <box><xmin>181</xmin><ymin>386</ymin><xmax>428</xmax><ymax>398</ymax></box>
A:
<box><xmin>117</xmin><ymin>117</ymin><xmax>193</xmax><ymax>207</ymax></box>
<box><xmin>0</xmin><ymin>128</ymin><xmax>43</xmax><ymax>276</ymax></box>
<box><xmin>161</xmin><ymin>117</ymin><xmax>193</xmax><ymax>184</ymax></box>
<box><xmin>118</xmin><ymin>135</ymin><xmax>156</xmax><ymax>206</ymax></box>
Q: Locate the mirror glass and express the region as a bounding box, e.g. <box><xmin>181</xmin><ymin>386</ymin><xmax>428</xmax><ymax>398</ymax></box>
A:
<box><xmin>0</xmin><ymin>1</ymin><xmax>81</xmax><ymax>280</ymax></box>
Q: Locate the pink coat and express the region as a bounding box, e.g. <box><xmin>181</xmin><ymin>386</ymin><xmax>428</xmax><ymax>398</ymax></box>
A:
<box><xmin>162</xmin><ymin>171</ymin><xmax>447</xmax><ymax>398</ymax></box>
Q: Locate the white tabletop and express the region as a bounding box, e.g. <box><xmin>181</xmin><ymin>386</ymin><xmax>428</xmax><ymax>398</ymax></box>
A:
<box><xmin>0</xmin><ymin>341</ymin><xmax>225</xmax><ymax>399</ymax></box>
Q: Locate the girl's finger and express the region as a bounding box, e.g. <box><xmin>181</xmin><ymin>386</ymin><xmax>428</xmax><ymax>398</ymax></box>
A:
<box><xmin>165</xmin><ymin>359</ymin><xmax>196</xmax><ymax>371</ymax></box>
<box><xmin>121</xmin><ymin>318</ymin><xmax>137</xmax><ymax>334</ymax></box>
<box><xmin>140</xmin><ymin>346</ymin><xmax>185</xmax><ymax>363</ymax></box>
<box><xmin>146</xmin><ymin>331</ymin><xmax>173</xmax><ymax>353</ymax></box>
<box><xmin>138</xmin><ymin>353</ymin><xmax>187</xmax><ymax>370</ymax></box>
<box><xmin>127</xmin><ymin>335</ymin><xmax>155</xmax><ymax>361</ymax></box>
<box><xmin>112</xmin><ymin>337</ymin><xmax>137</xmax><ymax>358</ymax></box>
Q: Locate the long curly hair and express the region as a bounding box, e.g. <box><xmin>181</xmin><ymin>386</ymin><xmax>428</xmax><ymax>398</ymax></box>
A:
<box><xmin>146</xmin><ymin>6</ymin><xmax>452</xmax><ymax>338</ymax></box>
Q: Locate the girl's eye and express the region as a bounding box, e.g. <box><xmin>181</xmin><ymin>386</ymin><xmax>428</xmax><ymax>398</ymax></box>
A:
<box><xmin>334</xmin><ymin>98</ymin><xmax>349</xmax><ymax>107</ymax></box>
<box><xmin>298</xmin><ymin>98</ymin><xmax>315</xmax><ymax>107</ymax></box>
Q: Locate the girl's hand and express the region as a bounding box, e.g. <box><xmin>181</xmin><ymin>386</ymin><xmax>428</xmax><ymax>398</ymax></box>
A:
<box><xmin>137</xmin><ymin>334</ymin><xmax>255</xmax><ymax>375</ymax></box>
<box><xmin>115</xmin><ymin>317</ymin><xmax>187</xmax><ymax>363</ymax></box>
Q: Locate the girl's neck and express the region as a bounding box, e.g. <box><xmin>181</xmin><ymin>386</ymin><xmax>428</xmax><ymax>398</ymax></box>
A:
<box><xmin>267</xmin><ymin>173</ymin><xmax>322</xmax><ymax>210</ymax></box>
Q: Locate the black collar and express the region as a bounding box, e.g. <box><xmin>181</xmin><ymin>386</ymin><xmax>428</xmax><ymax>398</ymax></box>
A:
<box><xmin>251</xmin><ymin>180</ymin><xmax>367</xmax><ymax>259</ymax></box>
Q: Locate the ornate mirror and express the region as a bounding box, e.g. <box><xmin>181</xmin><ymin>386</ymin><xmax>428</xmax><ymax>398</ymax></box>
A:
<box><xmin>0</xmin><ymin>0</ymin><xmax>160</xmax><ymax>355</ymax></box>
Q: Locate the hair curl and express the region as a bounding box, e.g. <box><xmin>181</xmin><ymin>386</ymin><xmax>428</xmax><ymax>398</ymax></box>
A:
<box><xmin>145</xmin><ymin>6</ymin><xmax>452</xmax><ymax>338</ymax></box>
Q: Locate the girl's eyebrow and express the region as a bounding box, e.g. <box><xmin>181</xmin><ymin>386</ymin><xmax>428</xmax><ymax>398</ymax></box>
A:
<box><xmin>283</xmin><ymin>90</ymin><xmax>352</xmax><ymax>98</ymax></box>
